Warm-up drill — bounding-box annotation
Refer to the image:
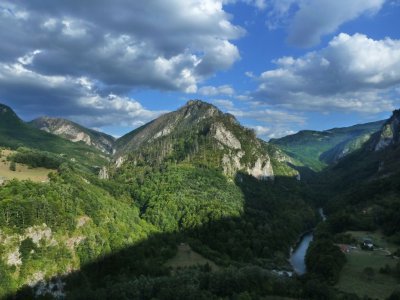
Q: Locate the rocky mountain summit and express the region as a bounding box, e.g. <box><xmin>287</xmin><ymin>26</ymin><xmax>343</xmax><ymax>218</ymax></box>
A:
<box><xmin>114</xmin><ymin>100</ymin><xmax>297</xmax><ymax>180</ymax></box>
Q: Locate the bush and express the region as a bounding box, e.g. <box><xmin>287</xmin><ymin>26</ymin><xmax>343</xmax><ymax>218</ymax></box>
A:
<box><xmin>9</xmin><ymin>161</ymin><xmax>16</xmax><ymax>171</ymax></box>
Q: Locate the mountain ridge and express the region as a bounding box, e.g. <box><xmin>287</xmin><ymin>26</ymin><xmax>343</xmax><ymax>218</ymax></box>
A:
<box><xmin>0</xmin><ymin>103</ymin><xmax>107</xmax><ymax>168</ymax></box>
<box><xmin>270</xmin><ymin>120</ymin><xmax>384</xmax><ymax>171</ymax></box>
<box><xmin>29</xmin><ymin>116</ymin><xmax>115</xmax><ymax>154</ymax></box>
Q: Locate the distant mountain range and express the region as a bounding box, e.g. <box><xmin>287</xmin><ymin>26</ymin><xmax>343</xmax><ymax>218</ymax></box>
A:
<box><xmin>1</xmin><ymin>101</ymin><xmax>393</xmax><ymax>177</ymax></box>
<box><xmin>270</xmin><ymin>120</ymin><xmax>384</xmax><ymax>171</ymax></box>
<box><xmin>2</xmin><ymin>100</ymin><xmax>299</xmax><ymax>180</ymax></box>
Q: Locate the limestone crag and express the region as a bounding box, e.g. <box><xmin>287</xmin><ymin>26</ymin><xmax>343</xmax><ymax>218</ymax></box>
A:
<box><xmin>29</xmin><ymin>117</ymin><xmax>115</xmax><ymax>154</ymax></box>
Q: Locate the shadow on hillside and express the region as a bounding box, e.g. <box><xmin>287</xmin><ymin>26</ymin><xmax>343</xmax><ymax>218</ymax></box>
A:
<box><xmin>285</xmin><ymin>163</ymin><xmax>318</xmax><ymax>183</ymax></box>
<box><xmin>6</xmin><ymin>174</ymin><xmax>317</xmax><ymax>300</ymax></box>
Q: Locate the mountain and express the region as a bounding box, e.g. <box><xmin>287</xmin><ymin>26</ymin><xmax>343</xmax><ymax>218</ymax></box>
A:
<box><xmin>114</xmin><ymin>100</ymin><xmax>298</xmax><ymax>179</ymax></box>
<box><xmin>29</xmin><ymin>117</ymin><xmax>115</xmax><ymax>154</ymax></box>
<box><xmin>0</xmin><ymin>103</ymin><xmax>107</xmax><ymax>167</ymax></box>
<box><xmin>270</xmin><ymin>120</ymin><xmax>384</xmax><ymax>171</ymax></box>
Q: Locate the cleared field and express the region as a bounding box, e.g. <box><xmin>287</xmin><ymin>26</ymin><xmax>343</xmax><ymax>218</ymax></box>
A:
<box><xmin>347</xmin><ymin>230</ymin><xmax>398</xmax><ymax>253</ymax></box>
<box><xmin>165</xmin><ymin>243</ymin><xmax>219</xmax><ymax>271</ymax></box>
<box><xmin>0</xmin><ymin>150</ymin><xmax>54</xmax><ymax>183</ymax></box>
<box><xmin>336</xmin><ymin>231</ymin><xmax>400</xmax><ymax>299</ymax></box>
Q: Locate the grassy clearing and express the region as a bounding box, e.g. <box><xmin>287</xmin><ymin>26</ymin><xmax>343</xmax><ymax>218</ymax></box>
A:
<box><xmin>165</xmin><ymin>243</ymin><xmax>219</xmax><ymax>271</ymax></box>
<box><xmin>347</xmin><ymin>230</ymin><xmax>398</xmax><ymax>253</ymax></box>
<box><xmin>335</xmin><ymin>231</ymin><xmax>400</xmax><ymax>299</ymax></box>
<box><xmin>0</xmin><ymin>149</ymin><xmax>54</xmax><ymax>183</ymax></box>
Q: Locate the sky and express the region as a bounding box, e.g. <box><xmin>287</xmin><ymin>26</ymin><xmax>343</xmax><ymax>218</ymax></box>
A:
<box><xmin>1</xmin><ymin>0</ymin><xmax>400</xmax><ymax>139</ymax></box>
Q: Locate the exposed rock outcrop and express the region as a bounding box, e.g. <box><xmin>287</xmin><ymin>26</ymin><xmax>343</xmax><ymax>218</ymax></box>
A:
<box><xmin>99</xmin><ymin>166</ymin><xmax>109</xmax><ymax>179</ymax></box>
<box><xmin>213</xmin><ymin>123</ymin><xmax>241</xmax><ymax>150</ymax></box>
<box><xmin>247</xmin><ymin>157</ymin><xmax>274</xmax><ymax>180</ymax></box>
<box><xmin>372</xmin><ymin>110</ymin><xmax>400</xmax><ymax>151</ymax></box>
<box><xmin>29</xmin><ymin>117</ymin><xmax>115</xmax><ymax>154</ymax></box>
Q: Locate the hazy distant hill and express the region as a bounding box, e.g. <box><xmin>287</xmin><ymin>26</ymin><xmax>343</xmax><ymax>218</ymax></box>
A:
<box><xmin>270</xmin><ymin>121</ymin><xmax>383</xmax><ymax>171</ymax></box>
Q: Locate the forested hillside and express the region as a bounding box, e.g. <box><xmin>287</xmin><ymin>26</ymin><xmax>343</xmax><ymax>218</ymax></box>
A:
<box><xmin>0</xmin><ymin>104</ymin><xmax>107</xmax><ymax>168</ymax></box>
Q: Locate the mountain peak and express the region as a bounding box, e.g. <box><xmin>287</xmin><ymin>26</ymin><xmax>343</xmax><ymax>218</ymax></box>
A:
<box><xmin>185</xmin><ymin>99</ymin><xmax>214</xmax><ymax>107</ymax></box>
<box><xmin>181</xmin><ymin>99</ymin><xmax>220</xmax><ymax>118</ymax></box>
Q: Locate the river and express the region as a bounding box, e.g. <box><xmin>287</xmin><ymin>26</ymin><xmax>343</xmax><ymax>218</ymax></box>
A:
<box><xmin>289</xmin><ymin>208</ymin><xmax>325</xmax><ymax>275</ymax></box>
<box><xmin>289</xmin><ymin>232</ymin><xmax>313</xmax><ymax>275</ymax></box>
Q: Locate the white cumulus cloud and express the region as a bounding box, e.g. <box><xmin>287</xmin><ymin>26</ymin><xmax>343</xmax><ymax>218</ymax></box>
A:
<box><xmin>264</xmin><ymin>0</ymin><xmax>385</xmax><ymax>47</ymax></box>
<box><xmin>288</xmin><ymin>0</ymin><xmax>385</xmax><ymax>47</ymax></box>
<box><xmin>198</xmin><ymin>85</ymin><xmax>235</xmax><ymax>96</ymax></box>
<box><xmin>254</xmin><ymin>33</ymin><xmax>400</xmax><ymax>113</ymax></box>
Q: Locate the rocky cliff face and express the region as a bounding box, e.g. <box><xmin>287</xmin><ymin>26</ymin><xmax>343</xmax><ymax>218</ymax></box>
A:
<box><xmin>29</xmin><ymin>117</ymin><xmax>115</xmax><ymax>154</ymax></box>
<box><xmin>372</xmin><ymin>110</ymin><xmax>400</xmax><ymax>151</ymax></box>
<box><xmin>211</xmin><ymin>122</ymin><xmax>275</xmax><ymax>179</ymax></box>
<box><xmin>113</xmin><ymin>100</ymin><xmax>297</xmax><ymax>180</ymax></box>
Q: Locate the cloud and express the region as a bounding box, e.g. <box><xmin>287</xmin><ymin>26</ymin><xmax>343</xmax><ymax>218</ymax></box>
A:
<box><xmin>254</xmin><ymin>33</ymin><xmax>400</xmax><ymax>113</ymax></box>
<box><xmin>0</xmin><ymin>0</ymin><xmax>243</xmax><ymax>94</ymax></box>
<box><xmin>0</xmin><ymin>60</ymin><xmax>163</xmax><ymax>128</ymax></box>
<box><xmin>224</xmin><ymin>0</ymin><xmax>267</xmax><ymax>10</ymax></box>
<box><xmin>251</xmin><ymin>125</ymin><xmax>296</xmax><ymax>139</ymax></box>
<box><xmin>231</xmin><ymin>107</ymin><xmax>306</xmax><ymax>124</ymax></box>
<box><xmin>198</xmin><ymin>85</ymin><xmax>235</xmax><ymax>96</ymax></box>
<box><xmin>287</xmin><ymin>0</ymin><xmax>385</xmax><ymax>47</ymax></box>
<box><xmin>225</xmin><ymin>105</ymin><xmax>305</xmax><ymax>140</ymax></box>
<box><xmin>212</xmin><ymin>99</ymin><xmax>235</xmax><ymax>110</ymax></box>
<box><xmin>265</xmin><ymin>0</ymin><xmax>385</xmax><ymax>47</ymax></box>
<box><xmin>265</xmin><ymin>0</ymin><xmax>300</xmax><ymax>30</ymax></box>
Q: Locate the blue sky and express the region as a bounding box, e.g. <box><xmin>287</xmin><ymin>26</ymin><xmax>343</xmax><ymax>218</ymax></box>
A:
<box><xmin>1</xmin><ymin>0</ymin><xmax>400</xmax><ymax>139</ymax></box>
